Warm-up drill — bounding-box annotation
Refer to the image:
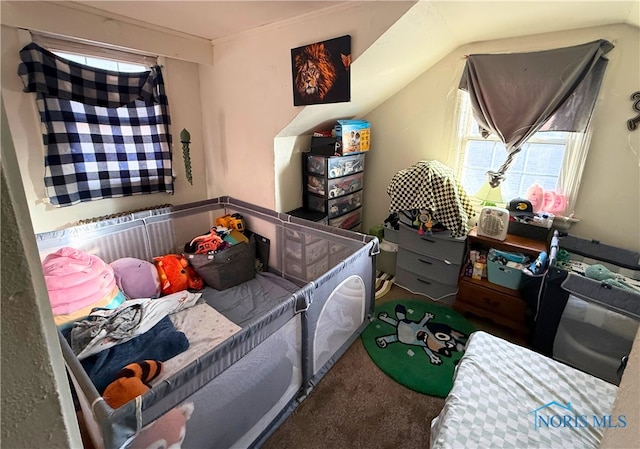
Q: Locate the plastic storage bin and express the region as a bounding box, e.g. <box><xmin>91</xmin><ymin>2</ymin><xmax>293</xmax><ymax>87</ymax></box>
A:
<box><xmin>305</xmin><ymin>153</ymin><xmax>365</xmax><ymax>179</ymax></box>
<box><xmin>487</xmin><ymin>259</ymin><xmax>523</xmax><ymax>290</ymax></box>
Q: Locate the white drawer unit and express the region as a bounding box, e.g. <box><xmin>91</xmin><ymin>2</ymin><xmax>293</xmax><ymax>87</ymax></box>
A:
<box><xmin>395</xmin><ymin>223</ymin><xmax>465</xmax><ymax>302</ymax></box>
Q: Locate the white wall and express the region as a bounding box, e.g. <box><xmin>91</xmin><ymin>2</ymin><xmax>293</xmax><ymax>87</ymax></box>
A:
<box><xmin>1</xmin><ymin>23</ymin><xmax>211</xmax><ymax>233</ymax></box>
<box><xmin>204</xmin><ymin>1</ymin><xmax>415</xmax><ymax>211</ymax></box>
<box><xmin>363</xmin><ymin>24</ymin><xmax>640</xmax><ymax>251</ymax></box>
<box><xmin>1</xmin><ymin>99</ymin><xmax>82</xmax><ymax>448</ymax></box>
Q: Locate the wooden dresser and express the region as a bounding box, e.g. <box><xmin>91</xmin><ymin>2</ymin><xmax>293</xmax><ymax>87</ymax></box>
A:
<box><xmin>455</xmin><ymin>226</ymin><xmax>547</xmax><ymax>337</ymax></box>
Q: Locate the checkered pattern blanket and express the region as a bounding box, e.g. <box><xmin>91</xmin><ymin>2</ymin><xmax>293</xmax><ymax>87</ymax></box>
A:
<box><xmin>386</xmin><ymin>160</ymin><xmax>474</xmax><ymax>237</ymax></box>
<box><xmin>18</xmin><ymin>43</ymin><xmax>173</xmax><ymax>206</ymax></box>
<box><xmin>430</xmin><ymin>331</ymin><xmax>617</xmax><ymax>449</ymax></box>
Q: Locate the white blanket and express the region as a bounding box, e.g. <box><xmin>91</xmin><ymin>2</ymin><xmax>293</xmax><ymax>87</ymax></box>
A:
<box><xmin>154</xmin><ymin>303</ymin><xmax>242</xmax><ymax>384</ymax></box>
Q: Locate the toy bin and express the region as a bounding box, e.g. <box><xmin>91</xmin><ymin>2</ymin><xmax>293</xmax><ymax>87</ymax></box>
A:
<box><xmin>487</xmin><ymin>258</ymin><xmax>523</xmax><ymax>290</ymax></box>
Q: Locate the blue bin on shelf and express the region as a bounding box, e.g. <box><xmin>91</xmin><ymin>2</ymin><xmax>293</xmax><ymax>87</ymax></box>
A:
<box><xmin>487</xmin><ymin>259</ymin><xmax>523</xmax><ymax>290</ymax></box>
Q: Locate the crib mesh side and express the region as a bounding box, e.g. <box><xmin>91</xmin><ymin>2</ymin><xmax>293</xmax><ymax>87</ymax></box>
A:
<box><xmin>37</xmin><ymin>198</ymin><xmax>376</xmax><ymax>449</ymax></box>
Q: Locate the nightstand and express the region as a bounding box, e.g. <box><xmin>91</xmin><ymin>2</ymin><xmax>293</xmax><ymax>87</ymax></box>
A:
<box><xmin>454</xmin><ymin>226</ymin><xmax>547</xmax><ymax>337</ymax></box>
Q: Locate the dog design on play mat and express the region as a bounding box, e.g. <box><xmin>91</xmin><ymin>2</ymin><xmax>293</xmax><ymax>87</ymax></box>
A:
<box><xmin>375</xmin><ymin>304</ymin><xmax>467</xmax><ymax>365</ymax></box>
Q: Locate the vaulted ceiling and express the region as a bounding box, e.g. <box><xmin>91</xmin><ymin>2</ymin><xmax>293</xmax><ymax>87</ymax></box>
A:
<box><xmin>67</xmin><ymin>1</ymin><xmax>639</xmax><ymax>44</ymax></box>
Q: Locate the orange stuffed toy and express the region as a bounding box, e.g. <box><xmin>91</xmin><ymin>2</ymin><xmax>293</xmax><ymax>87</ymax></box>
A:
<box><xmin>102</xmin><ymin>361</ymin><xmax>194</xmax><ymax>449</ymax></box>
<box><xmin>103</xmin><ymin>360</ymin><xmax>163</xmax><ymax>409</ymax></box>
<box><xmin>153</xmin><ymin>254</ymin><xmax>203</xmax><ymax>295</ymax></box>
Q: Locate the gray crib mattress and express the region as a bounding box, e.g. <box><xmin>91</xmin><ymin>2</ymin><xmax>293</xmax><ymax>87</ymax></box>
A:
<box><xmin>202</xmin><ymin>272</ymin><xmax>299</xmax><ymax>327</ymax></box>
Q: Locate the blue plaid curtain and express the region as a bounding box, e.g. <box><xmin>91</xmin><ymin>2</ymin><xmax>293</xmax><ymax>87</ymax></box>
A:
<box><xmin>18</xmin><ymin>43</ymin><xmax>173</xmax><ymax>206</ymax></box>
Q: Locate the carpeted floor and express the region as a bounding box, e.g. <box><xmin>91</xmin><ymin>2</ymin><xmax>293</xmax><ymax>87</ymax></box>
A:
<box><xmin>262</xmin><ymin>284</ymin><xmax>521</xmax><ymax>449</ymax></box>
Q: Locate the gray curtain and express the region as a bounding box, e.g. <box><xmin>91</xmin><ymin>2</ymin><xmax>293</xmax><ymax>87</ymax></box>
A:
<box><xmin>459</xmin><ymin>39</ymin><xmax>614</xmax><ymax>187</ymax></box>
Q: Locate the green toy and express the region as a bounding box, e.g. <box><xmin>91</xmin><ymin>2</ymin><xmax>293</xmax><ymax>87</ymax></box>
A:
<box><xmin>584</xmin><ymin>264</ymin><xmax>640</xmax><ymax>293</ymax></box>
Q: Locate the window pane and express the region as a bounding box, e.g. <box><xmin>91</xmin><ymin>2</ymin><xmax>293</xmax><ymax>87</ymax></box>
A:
<box><xmin>464</xmin><ymin>140</ymin><xmax>498</xmax><ymax>168</ymax></box>
<box><xmin>461</xmin><ymin>167</ymin><xmax>488</xmax><ymax>196</ymax></box>
<box><xmin>523</xmin><ymin>143</ymin><xmax>565</xmax><ymax>177</ymax></box>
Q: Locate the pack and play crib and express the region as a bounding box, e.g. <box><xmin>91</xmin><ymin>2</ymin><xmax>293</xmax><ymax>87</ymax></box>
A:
<box><xmin>37</xmin><ymin>197</ymin><xmax>377</xmax><ymax>449</ymax></box>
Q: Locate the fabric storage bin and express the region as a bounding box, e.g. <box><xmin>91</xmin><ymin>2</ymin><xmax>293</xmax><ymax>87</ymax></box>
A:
<box><xmin>487</xmin><ymin>258</ymin><xmax>523</xmax><ymax>290</ymax></box>
<box><xmin>186</xmin><ymin>235</ymin><xmax>256</xmax><ymax>290</ymax></box>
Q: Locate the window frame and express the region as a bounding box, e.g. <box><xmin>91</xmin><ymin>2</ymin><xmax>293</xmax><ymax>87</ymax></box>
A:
<box><xmin>453</xmin><ymin>91</ymin><xmax>590</xmax><ymax>218</ymax></box>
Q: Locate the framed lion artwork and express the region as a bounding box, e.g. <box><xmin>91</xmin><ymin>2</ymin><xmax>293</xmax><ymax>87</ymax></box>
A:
<box><xmin>291</xmin><ymin>35</ymin><xmax>351</xmax><ymax>106</ymax></box>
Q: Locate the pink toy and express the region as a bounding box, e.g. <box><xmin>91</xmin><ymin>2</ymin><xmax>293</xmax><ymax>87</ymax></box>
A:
<box><xmin>42</xmin><ymin>247</ymin><xmax>116</xmax><ymax>315</ymax></box>
<box><xmin>541</xmin><ymin>190</ymin><xmax>568</xmax><ymax>214</ymax></box>
<box><xmin>550</xmin><ymin>192</ymin><xmax>567</xmax><ymax>214</ymax></box>
<box><xmin>525</xmin><ymin>183</ymin><xmax>544</xmax><ymax>213</ymax></box>
<box><xmin>542</xmin><ymin>190</ymin><xmax>556</xmax><ymax>212</ymax></box>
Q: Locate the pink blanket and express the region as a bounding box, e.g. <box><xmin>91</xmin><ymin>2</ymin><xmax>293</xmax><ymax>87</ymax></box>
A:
<box><xmin>43</xmin><ymin>247</ymin><xmax>117</xmax><ymax>315</ymax></box>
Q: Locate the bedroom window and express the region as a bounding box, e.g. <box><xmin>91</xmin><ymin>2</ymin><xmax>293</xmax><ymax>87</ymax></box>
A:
<box><xmin>18</xmin><ymin>40</ymin><xmax>173</xmax><ymax>207</ymax></box>
<box><xmin>455</xmin><ymin>40</ymin><xmax>612</xmax><ymax>218</ymax></box>
<box><xmin>454</xmin><ymin>91</ymin><xmax>591</xmax><ymax>217</ymax></box>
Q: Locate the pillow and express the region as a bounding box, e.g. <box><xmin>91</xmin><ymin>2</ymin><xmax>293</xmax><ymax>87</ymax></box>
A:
<box><xmin>110</xmin><ymin>257</ymin><xmax>161</xmax><ymax>299</ymax></box>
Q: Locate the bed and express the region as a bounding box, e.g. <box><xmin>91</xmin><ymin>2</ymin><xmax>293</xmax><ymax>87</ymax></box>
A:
<box><xmin>37</xmin><ymin>197</ymin><xmax>377</xmax><ymax>449</ymax></box>
<box><xmin>430</xmin><ymin>331</ymin><xmax>618</xmax><ymax>449</ymax></box>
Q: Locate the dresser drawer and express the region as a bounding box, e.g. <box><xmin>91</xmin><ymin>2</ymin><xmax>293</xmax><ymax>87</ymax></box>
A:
<box><xmin>397</xmin><ymin>248</ymin><xmax>460</xmax><ymax>286</ymax></box>
<box><xmin>456</xmin><ymin>279</ymin><xmax>526</xmax><ymax>322</ymax></box>
<box><xmin>398</xmin><ymin>224</ymin><xmax>465</xmax><ymax>262</ymax></box>
<box><xmin>395</xmin><ymin>268</ymin><xmax>458</xmax><ymax>301</ymax></box>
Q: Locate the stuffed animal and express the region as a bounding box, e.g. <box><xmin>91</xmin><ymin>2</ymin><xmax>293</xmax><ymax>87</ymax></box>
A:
<box><xmin>153</xmin><ymin>254</ymin><xmax>204</xmax><ymax>295</ymax></box>
<box><xmin>103</xmin><ymin>360</ymin><xmax>194</xmax><ymax>449</ymax></box>
<box><xmin>585</xmin><ymin>264</ymin><xmax>640</xmax><ymax>293</ymax></box>
<box><xmin>110</xmin><ymin>257</ymin><xmax>162</xmax><ymax>299</ymax></box>
<box><xmin>525</xmin><ymin>183</ymin><xmax>544</xmax><ymax>213</ymax></box>
<box><xmin>103</xmin><ymin>360</ymin><xmax>163</xmax><ymax>409</ymax></box>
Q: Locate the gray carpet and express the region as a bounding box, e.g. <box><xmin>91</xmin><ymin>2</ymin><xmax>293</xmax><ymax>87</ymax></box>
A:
<box><xmin>263</xmin><ymin>284</ymin><xmax>522</xmax><ymax>448</ymax></box>
<box><xmin>262</xmin><ymin>285</ymin><xmax>448</xmax><ymax>449</ymax></box>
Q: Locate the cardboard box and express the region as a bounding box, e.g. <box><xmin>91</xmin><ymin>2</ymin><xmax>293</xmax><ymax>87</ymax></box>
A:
<box><xmin>333</xmin><ymin>120</ymin><xmax>371</xmax><ymax>155</ymax></box>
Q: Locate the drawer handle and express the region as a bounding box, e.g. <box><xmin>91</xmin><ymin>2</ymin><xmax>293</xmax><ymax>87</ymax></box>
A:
<box><xmin>417</xmin><ymin>278</ymin><xmax>432</xmax><ymax>285</ymax></box>
<box><xmin>417</xmin><ymin>258</ymin><xmax>433</xmax><ymax>265</ymax></box>
<box><xmin>483</xmin><ymin>297</ymin><xmax>500</xmax><ymax>307</ymax></box>
<box><xmin>420</xmin><ymin>237</ymin><xmax>436</xmax><ymax>243</ymax></box>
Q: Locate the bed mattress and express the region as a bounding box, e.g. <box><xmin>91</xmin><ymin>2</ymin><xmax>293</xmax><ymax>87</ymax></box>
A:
<box><xmin>430</xmin><ymin>331</ymin><xmax>618</xmax><ymax>449</ymax></box>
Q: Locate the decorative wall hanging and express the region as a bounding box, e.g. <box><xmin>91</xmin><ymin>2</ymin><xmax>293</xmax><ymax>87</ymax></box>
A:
<box><xmin>180</xmin><ymin>128</ymin><xmax>193</xmax><ymax>185</ymax></box>
<box><xmin>291</xmin><ymin>35</ymin><xmax>351</xmax><ymax>106</ymax></box>
<box><xmin>627</xmin><ymin>91</ymin><xmax>640</xmax><ymax>131</ymax></box>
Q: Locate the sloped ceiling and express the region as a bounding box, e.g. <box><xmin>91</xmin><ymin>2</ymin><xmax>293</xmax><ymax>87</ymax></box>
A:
<box><xmin>65</xmin><ymin>0</ymin><xmax>639</xmax><ymax>134</ymax></box>
<box><xmin>68</xmin><ymin>1</ymin><xmax>639</xmax><ymax>44</ymax></box>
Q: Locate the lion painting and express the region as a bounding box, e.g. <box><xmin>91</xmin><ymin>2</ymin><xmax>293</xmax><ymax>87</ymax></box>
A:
<box><xmin>294</xmin><ymin>43</ymin><xmax>337</xmax><ymax>103</ymax></box>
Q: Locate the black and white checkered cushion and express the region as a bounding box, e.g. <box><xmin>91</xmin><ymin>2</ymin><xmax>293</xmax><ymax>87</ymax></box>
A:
<box><xmin>18</xmin><ymin>43</ymin><xmax>173</xmax><ymax>206</ymax></box>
